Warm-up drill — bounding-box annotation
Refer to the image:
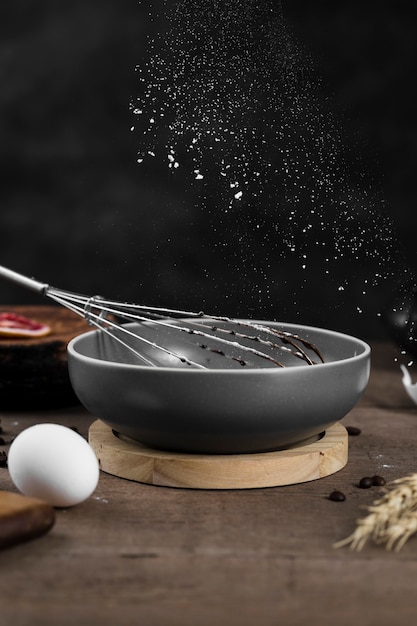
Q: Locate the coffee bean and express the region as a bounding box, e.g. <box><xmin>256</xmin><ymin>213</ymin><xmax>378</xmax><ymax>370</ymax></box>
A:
<box><xmin>372</xmin><ymin>475</ymin><xmax>386</xmax><ymax>487</ymax></box>
<box><xmin>0</xmin><ymin>450</ymin><xmax>7</xmax><ymax>467</ymax></box>
<box><xmin>358</xmin><ymin>477</ymin><xmax>373</xmax><ymax>489</ymax></box>
<box><xmin>329</xmin><ymin>490</ymin><xmax>346</xmax><ymax>502</ymax></box>
<box><xmin>346</xmin><ymin>426</ymin><xmax>361</xmax><ymax>436</ymax></box>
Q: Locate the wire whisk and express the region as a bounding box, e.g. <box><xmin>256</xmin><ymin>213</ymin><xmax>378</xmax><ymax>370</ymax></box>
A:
<box><xmin>0</xmin><ymin>265</ymin><xmax>324</xmax><ymax>369</ymax></box>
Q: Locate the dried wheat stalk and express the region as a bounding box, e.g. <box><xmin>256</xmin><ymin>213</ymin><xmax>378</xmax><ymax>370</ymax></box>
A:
<box><xmin>334</xmin><ymin>474</ymin><xmax>417</xmax><ymax>552</ymax></box>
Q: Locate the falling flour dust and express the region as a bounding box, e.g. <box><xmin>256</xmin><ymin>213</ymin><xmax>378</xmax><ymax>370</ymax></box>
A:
<box><xmin>130</xmin><ymin>0</ymin><xmax>410</xmax><ymax>326</ymax></box>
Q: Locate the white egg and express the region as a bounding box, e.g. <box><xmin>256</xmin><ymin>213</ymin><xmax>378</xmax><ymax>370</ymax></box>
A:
<box><xmin>7</xmin><ymin>423</ymin><xmax>100</xmax><ymax>507</ymax></box>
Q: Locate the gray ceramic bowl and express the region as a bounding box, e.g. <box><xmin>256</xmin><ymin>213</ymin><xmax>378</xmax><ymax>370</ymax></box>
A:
<box><xmin>67</xmin><ymin>320</ymin><xmax>370</xmax><ymax>454</ymax></box>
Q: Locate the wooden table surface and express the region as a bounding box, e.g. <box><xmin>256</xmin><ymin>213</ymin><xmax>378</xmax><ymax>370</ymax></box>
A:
<box><xmin>1</xmin><ymin>341</ymin><xmax>417</xmax><ymax>626</ymax></box>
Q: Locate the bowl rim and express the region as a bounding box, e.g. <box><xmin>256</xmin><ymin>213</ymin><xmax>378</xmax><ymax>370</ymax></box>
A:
<box><xmin>67</xmin><ymin>320</ymin><xmax>371</xmax><ymax>375</ymax></box>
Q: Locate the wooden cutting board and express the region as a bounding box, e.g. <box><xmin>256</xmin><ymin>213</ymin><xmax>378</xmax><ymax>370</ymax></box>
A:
<box><xmin>0</xmin><ymin>491</ymin><xmax>55</xmax><ymax>550</ymax></box>
<box><xmin>89</xmin><ymin>420</ymin><xmax>348</xmax><ymax>489</ymax></box>
<box><xmin>0</xmin><ymin>305</ymin><xmax>91</xmax><ymax>408</ymax></box>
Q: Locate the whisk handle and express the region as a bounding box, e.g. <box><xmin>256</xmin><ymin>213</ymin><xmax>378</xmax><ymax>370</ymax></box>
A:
<box><xmin>0</xmin><ymin>265</ymin><xmax>49</xmax><ymax>294</ymax></box>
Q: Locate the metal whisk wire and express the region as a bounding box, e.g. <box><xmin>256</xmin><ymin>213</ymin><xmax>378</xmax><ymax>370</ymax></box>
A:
<box><xmin>44</xmin><ymin>287</ymin><xmax>205</xmax><ymax>368</ymax></box>
<box><xmin>0</xmin><ymin>265</ymin><xmax>324</xmax><ymax>369</ymax></box>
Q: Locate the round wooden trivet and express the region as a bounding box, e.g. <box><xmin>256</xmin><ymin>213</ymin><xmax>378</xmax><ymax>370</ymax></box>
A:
<box><xmin>88</xmin><ymin>420</ymin><xmax>348</xmax><ymax>489</ymax></box>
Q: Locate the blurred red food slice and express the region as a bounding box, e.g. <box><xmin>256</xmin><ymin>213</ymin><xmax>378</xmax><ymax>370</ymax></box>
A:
<box><xmin>0</xmin><ymin>312</ymin><xmax>51</xmax><ymax>338</ymax></box>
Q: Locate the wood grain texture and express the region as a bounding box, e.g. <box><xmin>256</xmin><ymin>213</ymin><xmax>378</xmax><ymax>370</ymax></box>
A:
<box><xmin>89</xmin><ymin>420</ymin><xmax>348</xmax><ymax>488</ymax></box>
<box><xmin>0</xmin><ymin>490</ymin><xmax>55</xmax><ymax>549</ymax></box>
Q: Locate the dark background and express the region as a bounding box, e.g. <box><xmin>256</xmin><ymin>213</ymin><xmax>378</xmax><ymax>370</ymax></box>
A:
<box><xmin>1</xmin><ymin>1</ymin><xmax>416</xmax><ymax>341</ymax></box>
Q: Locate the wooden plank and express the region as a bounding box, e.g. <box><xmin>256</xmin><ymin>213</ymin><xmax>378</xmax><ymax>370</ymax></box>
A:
<box><xmin>0</xmin><ymin>490</ymin><xmax>55</xmax><ymax>549</ymax></box>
